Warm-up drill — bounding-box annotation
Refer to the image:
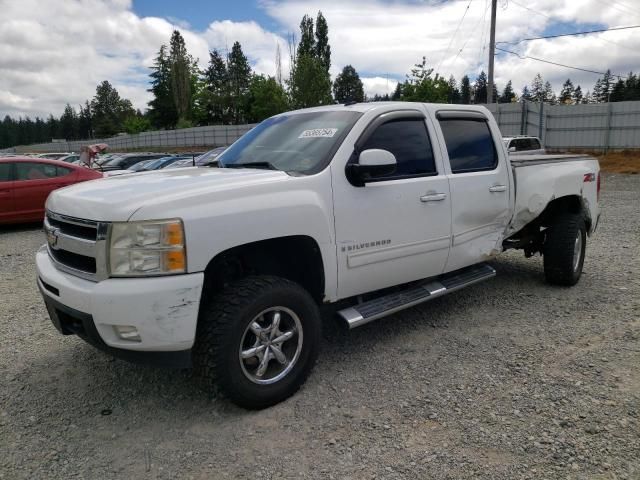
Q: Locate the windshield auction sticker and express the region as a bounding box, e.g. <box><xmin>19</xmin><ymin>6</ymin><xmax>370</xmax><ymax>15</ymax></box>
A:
<box><xmin>298</xmin><ymin>128</ymin><xmax>338</xmax><ymax>138</ymax></box>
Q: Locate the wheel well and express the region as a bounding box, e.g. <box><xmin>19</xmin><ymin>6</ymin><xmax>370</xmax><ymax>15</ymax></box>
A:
<box><xmin>539</xmin><ymin>195</ymin><xmax>591</xmax><ymax>231</ymax></box>
<box><xmin>201</xmin><ymin>236</ymin><xmax>325</xmax><ymax>303</ymax></box>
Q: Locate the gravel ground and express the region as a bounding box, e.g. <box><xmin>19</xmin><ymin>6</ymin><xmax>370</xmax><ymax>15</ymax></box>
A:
<box><xmin>1</xmin><ymin>173</ymin><xmax>638</xmax><ymax>480</ymax></box>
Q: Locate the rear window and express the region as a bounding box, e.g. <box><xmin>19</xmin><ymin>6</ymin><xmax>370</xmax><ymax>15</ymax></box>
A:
<box><xmin>439</xmin><ymin>119</ymin><xmax>497</xmax><ymax>173</ymax></box>
<box><xmin>16</xmin><ymin>162</ymin><xmax>59</xmax><ymax>180</ymax></box>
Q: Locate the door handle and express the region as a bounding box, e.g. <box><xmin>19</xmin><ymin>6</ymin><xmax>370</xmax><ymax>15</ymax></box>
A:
<box><xmin>420</xmin><ymin>193</ymin><xmax>447</xmax><ymax>202</ymax></box>
<box><xmin>489</xmin><ymin>185</ymin><xmax>507</xmax><ymax>193</ymax></box>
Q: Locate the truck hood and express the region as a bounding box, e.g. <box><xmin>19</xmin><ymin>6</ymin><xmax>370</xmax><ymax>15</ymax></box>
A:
<box><xmin>46</xmin><ymin>167</ymin><xmax>290</xmax><ymax>221</ymax></box>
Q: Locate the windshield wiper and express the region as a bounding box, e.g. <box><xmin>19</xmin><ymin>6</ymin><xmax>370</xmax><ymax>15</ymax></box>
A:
<box><xmin>225</xmin><ymin>161</ymin><xmax>278</xmax><ymax>170</ymax></box>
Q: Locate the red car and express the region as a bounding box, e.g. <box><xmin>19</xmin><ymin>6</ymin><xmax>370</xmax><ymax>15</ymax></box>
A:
<box><xmin>0</xmin><ymin>157</ymin><xmax>103</xmax><ymax>224</ymax></box>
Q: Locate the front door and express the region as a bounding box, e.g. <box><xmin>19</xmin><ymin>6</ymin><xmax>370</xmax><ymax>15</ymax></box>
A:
<box><xmin>436</xmin><ymin>112</ymin><xmax>511</xmax><ymax>272</ymax></box>
<box><xmin>332</xmin><ymin>110</ymin><xmax>452</xmax><ymax>299</ymax></box>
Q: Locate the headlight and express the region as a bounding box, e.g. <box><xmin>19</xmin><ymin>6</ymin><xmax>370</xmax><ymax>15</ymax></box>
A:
<box><xmin>108</xmin><ymin>219</ymin><xmax>186</xmax><ymax>276</ymax></box>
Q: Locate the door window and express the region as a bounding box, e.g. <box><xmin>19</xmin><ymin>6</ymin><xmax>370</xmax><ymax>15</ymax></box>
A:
<box><xmin>360</xmin><ymin>118</ymin><xmax>437</xmax><ymax>179</ymax></box>
<box><xmin>439</xmin><ymin>119</ymin><xmax>497</xmax><ymax>173</ymax></box>
<box><xmin>15</xmin><ymin>162</ymin><xmax>63</xmax><ymax>180</ymax></box>
<box><xmin>0</xmin><ymin>163</ymin><xmax>12</xmax><ymax>181</ymax></box>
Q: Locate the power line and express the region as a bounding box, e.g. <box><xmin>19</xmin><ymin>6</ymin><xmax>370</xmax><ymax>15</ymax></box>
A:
<box><xmin>495</xmin><ymin>46</ymin><xmax>624</xmax><ymax>78</ymax></box>
<box><xmin>451</xmin><ymin>0</ymin><xmax>492</xmax><ymax>67</ymax></box>
<box><xmin>497</xmin><ymin>24</ymin><xmax>640</xmax><ymax>44</ymax></box>
<box><xmin>508</xmin><ymin>0</ymin><xmax>550</xmax><ymax>19</ymax></box>
<box><xmin>436</xmin><ymin>0</ymin><xmax>474</xmax><ymax>73</ymax></box>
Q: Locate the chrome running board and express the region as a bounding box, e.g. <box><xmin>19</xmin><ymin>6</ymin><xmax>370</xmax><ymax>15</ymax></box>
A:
<box><xmin>338</xmin><ymin>263</ymin><xmax>496</xmax><ymax>329</ymax></box>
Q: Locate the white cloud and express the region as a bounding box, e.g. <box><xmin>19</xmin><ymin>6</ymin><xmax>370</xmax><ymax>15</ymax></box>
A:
<box><xmin>0</xmin><ymin>0</ymin><xmax>639</xmax><ymax>119</ymax></box>
<box><xmin>361</xmin><ymin>76</ymin><xmax>398</xmax><ymax>98</ymax></box>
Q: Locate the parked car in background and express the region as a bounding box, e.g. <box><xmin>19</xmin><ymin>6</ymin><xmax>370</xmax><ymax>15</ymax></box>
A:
<box><xmin>165</xmin><ymin>147</ymin><xmax>226</xmax><ymax>169</ymax></box>
<box><xmin>58</xmin><ymin>154</ymin><xmax>80</xmax><ymax>164</ymax></box>
<box><xmin>99</xmin><ymin>153</ymin><xmax>170</xmax><ymax>171</ymax></box>
<box><xmin>133</xmin><ymin>155</ymin><xmax>191</xmax><ymax>171</ymax></box>
<box><xmin>0</xmin><ymin>157</ymin><xmax>103</xmax><ymax>224</ymax></box>
<box><xmin>35</xmin><ymin>153</ymin><xmax>72</xmax><ymax>160</ymax></box>
<box><xmin>503</xmin><ymin>136</ymin><xmax>545</xmax><ymax>155</ymax></box>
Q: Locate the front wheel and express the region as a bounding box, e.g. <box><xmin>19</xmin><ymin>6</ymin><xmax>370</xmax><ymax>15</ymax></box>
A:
<box><xmin>194</xmin><ymin>276</ymin><xmax>321</xmax><ymax>409</ymax></box>
<box><xmin>543</xmin><ymin>212</ymin><xmax>586</xmax><ymax>286</ymax></box>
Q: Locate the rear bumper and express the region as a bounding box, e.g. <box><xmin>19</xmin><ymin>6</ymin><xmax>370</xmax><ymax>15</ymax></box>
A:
<box><xmin>36</xmin><ymin>245</ymin><xmax>204</xmax><ymax>367</ymax></box>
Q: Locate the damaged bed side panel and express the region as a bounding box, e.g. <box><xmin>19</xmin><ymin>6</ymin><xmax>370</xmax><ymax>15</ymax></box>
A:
<box><xmin>506</xmin><ymin>156</ymin><xmax>600</xmax><ymax>236</ymax></box>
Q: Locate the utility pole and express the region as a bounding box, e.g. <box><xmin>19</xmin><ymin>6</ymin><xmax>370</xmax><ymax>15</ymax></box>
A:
<box><xmin>487</xmin><ymin>0</ymin><xmax>497</xmax><ymax>104</ymax></box>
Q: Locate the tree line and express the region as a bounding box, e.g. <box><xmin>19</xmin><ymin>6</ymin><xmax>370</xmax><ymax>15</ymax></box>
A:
<box><xmin>2</xmin><ymin>10</ymin><xmax>640</xmax><ymax>149</ymax></box>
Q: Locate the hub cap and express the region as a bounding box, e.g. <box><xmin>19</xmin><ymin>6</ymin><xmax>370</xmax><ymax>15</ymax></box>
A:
<box><xmin>239</xmin><ymin>307</ymin><xmax>303</xmax><ymax>385</ymax></box>
<box><xmin>573</xmin><ymin>231</ymin><xmax>583</xmax><ymax>272</ymax></box>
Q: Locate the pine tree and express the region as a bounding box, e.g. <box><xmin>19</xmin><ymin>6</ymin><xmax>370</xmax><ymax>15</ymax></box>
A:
<box><xmin>448</xmin><ymin>76</ymin><xmax>460</xmax><ymax>104</ymax></box>
<box><xmin>315</xmin><ymin>11</ymin><xmax>331</xmax><ymax>73</ymax></box>
<box><xmin>227</xmin><ymin>41</ymin><xmax>252</xmax><ymax>124</ymax></box>
<box><xmin>148</xmin><ymin>45</ymin><xmax>178</xmax><ymax>129</ymax></box>
<box><xmin>610</xmin><ymin>79</ymin><xmax>626</xmax><ymax>102</ymax></box>
<box><xmin>521</xmin><ymin>86</ymin><xmax>533</xmax><ymax>101</ymax></box>
<box><xmin>59</xmin><ymin>104</ymin><xmax>78</xmax><ymax>140</ymax></box>
<box><xmin>572</xmin><ymin>85</ymin><xmax>583</xmax><ymax>104</ymax></box>
<box><xmin>500</xmin><ymin>80</ymin><xmax>516</xmax><ymax>103</ymax></box>
<box><xmin>391</xmin><ymin>83</ymin><xmax>403</xmax><ymax>100</ymax></box>
<box><xmin>530</xmin><ymin>73</ymin><xmax>545</xmax><ymax>100</ymax></box>
<box><xmin>543</xmin><ymin>81</ymin><xmax>557</xmax><ymax>104</ymax></box>
<box><xmin>169</xmin><ymin>30</ymin><xmax>194</xmax><ymax>122</ymax></box>
<box><xmin>559</xmin><ymin>79</ymin><xmax>574</xmax><ymax>104</ymax></box>
<box><xmin>90</xmin><ymin>81</ymin><xmax>135</xmax><ymax>137</ymax></box>
<box><xmin>333</xmin><ymin>65</ymin><xmax>365</xmax><ymax>103</ymax></box>
<box><xmin>199</xmin><ymin>49</ymin><xmax>228</xmax><ymax>124</ymax></box>
<box><xmin>473</xmin><ymin>71</ymin><xmax>488</xmax><ymax>104</ymax></box>
<box><xmin>460</xmin><ymin>75</ymin><xmax>471</xmax><ymax>104</ymax></box>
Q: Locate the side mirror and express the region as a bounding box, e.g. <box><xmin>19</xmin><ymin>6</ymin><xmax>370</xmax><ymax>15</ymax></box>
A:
<box><xmin>508</xmin><ymin>146</ymin><xmax>516</xmax><ymax>153</ymax></box>
<box><xmin>346</xmin><ymin>149</ymin><xmax>397</xmax><ymax>187</ymax></box>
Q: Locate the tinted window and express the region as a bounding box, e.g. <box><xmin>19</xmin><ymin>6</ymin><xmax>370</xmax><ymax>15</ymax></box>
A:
<box><xmin>361</xmin><ymin>119</ymin><xmax>436</xmax><ymax>178</ymax></box>
<box><xmin>439</xmin><ymin>119</ymin><xmax>497</xmax><ymax>173</ymax></box>
<box><xmin>0</xmin><ymin>163</ymin><xmax>12</xmax><ymax>181</ymax></box>
<box><xmin>57</xmin><ymin>166</ymin><xmax>72</xmax><ymax>177</ymax></box>
<box><xmin>529</xmin><ymin>138</ymin><xmax>541</xmax><ymax>149</ymax></box>
<box><xmin>16</xmin><ymin>162</ymin><xmax>60</xmax><ymax>180</ymax></box>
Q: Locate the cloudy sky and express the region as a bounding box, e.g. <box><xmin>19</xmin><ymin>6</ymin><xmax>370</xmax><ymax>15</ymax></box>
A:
<box><xmin>1</xmin><ymin>0</ymin><xmax>639</xmax><ymax>118</ymax></box>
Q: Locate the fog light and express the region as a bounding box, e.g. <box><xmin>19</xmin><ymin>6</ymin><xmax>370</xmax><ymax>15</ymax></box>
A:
<box><xmin>113</xmin><ymin>325</ymin><xmax>141</xmax><ymax>342</ymax></box>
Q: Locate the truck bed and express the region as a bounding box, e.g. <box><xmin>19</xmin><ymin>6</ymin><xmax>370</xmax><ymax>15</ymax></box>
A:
<box><xmin>507</xmin><ymin>154</ymin><xmax>600</xmax><ymax>235</ymax></box>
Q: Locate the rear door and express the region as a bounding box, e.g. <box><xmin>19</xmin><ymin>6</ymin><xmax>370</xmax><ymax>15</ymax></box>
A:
<box><xmin>332</xmin><ymin>109</ymin><xmax>452</xmax><ymax>298</ymax></box>
<box><xmin>435</xmin><ymin>111</ymin><xmax>511</xmax><ymax>272</ymax></box>
<box><xmin>13</xmin><ymin>162</ymin><xmax>77</xmax><ymax>221</ymax></box>
<box><xmin>0</xmin><ymin>162</ymin><xmax>15</xmax><ymax>222</ymax></box>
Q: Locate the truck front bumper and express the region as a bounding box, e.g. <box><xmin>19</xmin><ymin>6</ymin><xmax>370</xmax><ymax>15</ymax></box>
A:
<box><xmin>36</xmin><ymin>246</ymin><xmax>204</xmax><ymax>368</ymax></box>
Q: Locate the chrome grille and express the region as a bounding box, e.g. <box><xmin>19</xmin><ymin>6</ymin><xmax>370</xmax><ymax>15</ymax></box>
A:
<box><xmin>44</xmin><ymin>211</ymin><xmax>109</xmax><ymax>281</ymax></box>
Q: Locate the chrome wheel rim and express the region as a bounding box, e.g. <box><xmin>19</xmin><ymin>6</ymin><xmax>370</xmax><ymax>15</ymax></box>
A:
<box><xmin>239</xmin><ymin>307</ymin><xmax>303</xmax><ymax>385</ymax></box>
<box><xmin>573</xmin><ymin>231</ymin><xmax>583</xmax><ymax>272</ymax></box>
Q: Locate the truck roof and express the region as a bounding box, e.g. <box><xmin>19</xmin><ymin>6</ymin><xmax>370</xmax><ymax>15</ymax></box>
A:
<box><xmin>284</xmin><ymin>102</ymin><xmax>491</xmax><ymax>115</ymax></box>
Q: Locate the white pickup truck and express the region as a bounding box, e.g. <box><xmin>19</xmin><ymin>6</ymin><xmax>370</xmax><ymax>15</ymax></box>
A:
<box><xmin>37</xmin><ymin>102</ymin><xmax>601</xmax><ymax>409</ymax></box>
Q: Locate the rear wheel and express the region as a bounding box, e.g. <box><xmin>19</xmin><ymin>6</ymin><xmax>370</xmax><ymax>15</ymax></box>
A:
<box><xmin>194</xmin><ymin>276</ymin><xmax>321</xmax><ymax>409</ymax></box>
<box><xmin>543</xmin><ymin>212</ymin><xmax>586</xmax><ymax>286</ymax></box>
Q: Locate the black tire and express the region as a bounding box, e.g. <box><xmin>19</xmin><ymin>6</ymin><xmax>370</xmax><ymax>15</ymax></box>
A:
<box><xmin>193</xmin><ymin>275</ymin><xmax>321</xmax><ymax>409</ymax></box>
<box><xmin>543</xmin><ymin>212</ymin><xmax>586</xmax><ymax>286</ymax></box>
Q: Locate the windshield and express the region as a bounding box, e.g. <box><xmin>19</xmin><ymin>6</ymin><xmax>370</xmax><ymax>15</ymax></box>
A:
<box><xmin>217</xmin><ymin>111</ymin><xmax>362</xmax><ymax>174</ymax></box>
